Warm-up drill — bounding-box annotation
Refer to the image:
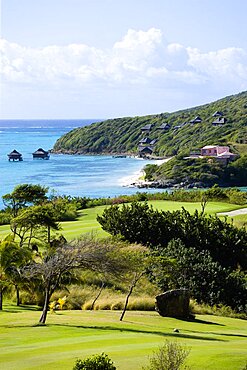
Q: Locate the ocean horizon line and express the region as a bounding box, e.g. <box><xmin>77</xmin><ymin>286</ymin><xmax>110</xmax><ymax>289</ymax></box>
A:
<box><xmin>0</xmin><ymin>118</ymin><xmax>104</xmax><ymax>121</ymax></box>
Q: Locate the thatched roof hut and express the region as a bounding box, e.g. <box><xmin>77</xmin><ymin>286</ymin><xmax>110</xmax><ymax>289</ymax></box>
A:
<box><xmin>32</xmin><ymin>148</ymin><xmax>50</xmax><ymax>160</ymax></box>
<box><xmin>8</xmin><ymin>149</ymin><xmax>23</xmax><ymax>161</ymax></box>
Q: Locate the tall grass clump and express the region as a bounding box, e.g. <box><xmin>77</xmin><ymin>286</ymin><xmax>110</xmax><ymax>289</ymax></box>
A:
<box><xmin>82</xmin><ymin>296</ymin><xmax>155</xmax><ymax>311</ymax></box>
<box><xmin>51</xmin><ymin>286</ymin><xmax>97</xmax><ymax>310</ymax></box>
<box><xmin>190</xmin><ymin>300</ymin><xmax>247</xmax><ymax>319</ymax></box>
<box><xmin>127</xmin><ymin>297</ymin><xmax>155</xmax><ymax>311</ymax></box>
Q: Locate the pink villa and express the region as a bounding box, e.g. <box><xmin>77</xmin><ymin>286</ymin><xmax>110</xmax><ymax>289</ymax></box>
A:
<box><xmin>201</xmin><ymin>145</ymin><xmax>236</xmax><ymax>163</ymax></box>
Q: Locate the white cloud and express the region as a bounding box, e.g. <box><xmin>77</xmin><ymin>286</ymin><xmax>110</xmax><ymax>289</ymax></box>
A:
<box><xmin>187</xmin><ymin>47</ymin><xmax>247</xmax><ymax>82</ymax></box>
<box><xmin>1</xmin><ymin>29</ymin><xmax>247</xmax><ymax>91</ymax></box>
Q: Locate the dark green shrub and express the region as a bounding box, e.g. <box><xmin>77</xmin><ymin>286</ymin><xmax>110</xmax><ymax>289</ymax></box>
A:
<box><xmin>73</xmin><ymin>353</ymin><xmax>116</xmax><ymax>370</ymax></box>
<box><xmin>142</xmin><ymin>340</ymin><xmax>190</xmax><ymax>370</ymax></box>
<box><xmin>0</xmin><ymin>211</ymin><xmax>11</xmax><ymax>225</ymax></box>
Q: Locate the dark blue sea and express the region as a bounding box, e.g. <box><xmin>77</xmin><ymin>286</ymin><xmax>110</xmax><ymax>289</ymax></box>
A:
<box><xmin>0</xmin><ymin>119</ymin><xmax>160</xmax><ymax>207</ymax></box>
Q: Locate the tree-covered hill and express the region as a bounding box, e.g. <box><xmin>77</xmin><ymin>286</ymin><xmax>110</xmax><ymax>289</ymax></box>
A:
<box><xmin>53</xmin><ymin>91</ymin><xmax>247</xmax><ymax>156</ymax></box>
<box><xmin>145</xmin><ymin>155</ymin><xmax>247</xmax><ymax>187</ymax></box>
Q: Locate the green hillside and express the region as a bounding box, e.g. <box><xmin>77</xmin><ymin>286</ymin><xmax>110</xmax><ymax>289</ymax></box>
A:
<box><xmin>53</xmin><ymin>91</ymin><xmax>247</xmax><ymax>156</ymax></box>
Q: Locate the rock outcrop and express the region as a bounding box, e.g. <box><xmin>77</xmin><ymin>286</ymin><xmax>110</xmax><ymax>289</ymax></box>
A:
<box><xmin>155</xmin><ymin>289</ymin><xmax>190</xmax><ymax>318</ymax></box>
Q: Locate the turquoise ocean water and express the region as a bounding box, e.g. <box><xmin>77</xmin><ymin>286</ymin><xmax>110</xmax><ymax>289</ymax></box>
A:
<box><xmin>0</xmin><ymin>120</ymin><xmax>160</xmax><ymax>207</ymax></box>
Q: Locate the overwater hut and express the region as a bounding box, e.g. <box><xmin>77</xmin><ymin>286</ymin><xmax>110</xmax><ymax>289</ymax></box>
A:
<box><xmin>32</xmin><ymin>148</ymin><xmax>50</xmax><ymax>160</ymax></box>
<box><xmin>8</xmin><ymin>149</ymin><xmax>23</xmax><ymax>161</ymax></box>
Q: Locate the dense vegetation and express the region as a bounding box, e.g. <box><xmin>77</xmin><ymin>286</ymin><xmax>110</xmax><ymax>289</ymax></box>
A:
<box><xmin>0</xmin><ymin>184</ymin><xmax>246</xmax><ymax>322</ymax></box>
<box><xmin>53</xmin><ymin>91</ymin><xmax>247</xmax><ymax>156</ymax></box>
<box><xmin>144</xmin><ymin>154</ymin><xmax>247</xmax><ymax>187</ymax></box>
<box><xmin>98</xmin><ymin>202</ymin><xmax>247</xmax><ymax>312</ymax></box>
<box><xmin>1</xmin><ymin>185</ymin><xmax>246</xmax><ymax>226</ymax></box>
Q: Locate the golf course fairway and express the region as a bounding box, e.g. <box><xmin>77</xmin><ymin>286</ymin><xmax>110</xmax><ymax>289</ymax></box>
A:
<box><xmin>0</xmin><ymin>307</ymin><xmax>246</xmax><ymax>369</ymax></box>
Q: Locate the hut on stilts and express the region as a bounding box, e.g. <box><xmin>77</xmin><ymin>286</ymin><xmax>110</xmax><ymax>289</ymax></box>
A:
<box><xmin>8</xmin><ymin>150</ymin><xmax>23</xmax><ymax>161</ymax></box>
<box><xmin>32</xmin><ymin>148</ymin><xmax>50</xmax><ymax>160</ymax></box>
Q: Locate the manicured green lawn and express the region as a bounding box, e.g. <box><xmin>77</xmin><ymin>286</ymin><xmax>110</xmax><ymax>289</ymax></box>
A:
<box><xmin>0</xmin><ymin>201</ymin><xmax>245</xmax><ymax>240</ymax></box>
<box><xmin>224</xmin><ymin>214</ymin><xmax>247</xmax><ymax>230</ymax></box>
<box><xmin>0</xmin><ymin>307</ymin><xmax>246</xmax><ymax>369</ymax></box>
<box><xmin>147</xmin><ymin>200</ymin><xmax>244</xmax><ymax>214</ymax></box>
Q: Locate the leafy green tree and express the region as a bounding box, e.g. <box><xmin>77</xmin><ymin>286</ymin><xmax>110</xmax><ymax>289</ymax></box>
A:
<box><xmin>98</xmin><ymin>203</ymin><xmax>247</xmax><ymax>270</ymax></box>
<box><xmin>227</xmin><ymin>155</ymin><xmax>247</xmax><ymax>184</ymax></box>
<box><xmin>152</xmin><ymin>239</ymin><xmax>247</xmax><ymax>309</ymax></box>
<box><xmin>163</xmin><ymin>239</ymin><xmax>227</xmax><ymax>305</ymax></box>
<box><xmin>0</xmin><ymin>235</ymin><xmax>32</xmax><ymax>306</ymax></box>
<box><xmin>98</xmin><ymin>202</ymin><xmax>247</xmax><ymax>309</ymax></box>
<box><xmin>2</xmin><ymin>184</ymin><xmax>48</xmax><ymax>218</ymax></box>
<box><xmin>11</xmin><ymin>204</ymin><xmax>60</xmax><ymax>247</ymax></box>
<box><xmin>48</xmin><ymin>196</ymin><xmax>78</xmax><ymax>221</ymax></box>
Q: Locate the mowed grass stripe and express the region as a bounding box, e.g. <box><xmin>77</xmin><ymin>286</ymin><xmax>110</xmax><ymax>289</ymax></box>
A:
<box><xmin>0</xmin><ymin>309</ymin><xmax>247</xmax><ymax>369</ymax></box>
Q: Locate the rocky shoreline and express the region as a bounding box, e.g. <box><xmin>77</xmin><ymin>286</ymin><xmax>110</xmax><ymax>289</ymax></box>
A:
<box><xmin>121</xmin><ymin>156</ymin><xmax>205</xmax><ymax>190</ymax></box>
<box><xmin>126</xmin><ymin>179</ymin><xmax>205</xmax><ymax>190</ymax></box>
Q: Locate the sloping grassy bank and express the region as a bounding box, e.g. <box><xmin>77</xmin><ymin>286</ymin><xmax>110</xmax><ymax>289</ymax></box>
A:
<box><xmin>0</xmin><ymin>307</ymin><xmax>246</xmax><ymax>370</ymax></box>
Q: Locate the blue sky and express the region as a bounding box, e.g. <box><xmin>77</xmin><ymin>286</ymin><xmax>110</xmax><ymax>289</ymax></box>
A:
<box><xmin>1</xmin><ymin>0</ymin><xmax>247</xmax><ymax>119</ymax></box>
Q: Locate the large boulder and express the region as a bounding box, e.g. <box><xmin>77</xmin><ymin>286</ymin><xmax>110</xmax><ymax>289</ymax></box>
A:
<box><xmin>155</xmin><ymin>289</ymin><xmax>190</xmax><ymax>318</ymax></box>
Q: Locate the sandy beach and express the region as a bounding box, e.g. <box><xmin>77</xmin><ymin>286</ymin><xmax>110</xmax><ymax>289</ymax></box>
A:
<box><xmin>119</xmin><ymin>157</ymin><xmax>172</xmax><ymax>187</ymax></box>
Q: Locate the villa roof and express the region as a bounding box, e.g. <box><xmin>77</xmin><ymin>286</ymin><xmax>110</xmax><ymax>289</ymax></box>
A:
<box><xmin>139</xmin><ymin>146</ymin><xmax>153</xmax><ymax>153</ymax></box>
<box><xmin>139</xmin><ymin>137</ymin><xmax>152</xmax><ymax>144</ymax></box>
<box><xmin>150</xmin><ymin>139</ymin><xmax>158</xmax><ymax>145</ymax></box>
<box><xmin>190</xmin><ymin>116</ymin><xmax>202</xmax><ymax>123</ymax></box>
<box><xmin>212</xmin><ymin>111</ymin><xmax>224</xmax><ymax>117</ymax></box>
<box><xmin>201</xmin><ymin>145</ymin><xmax>217</xmax><ymax>149</ymax></box>
<box><xmin>141</xmin><ymin>124</ymin><xmax>153</xmax><ymax>131</ymax></box>
<box><xmin>212</xmin><ymin>117</ymin><xmax>227</xmax><ymax>125</ymax></box>
<box><xmin>217</xmin><ymin>151</ymin><xmax>236</xmax><ymax>157</ymax></box>
<box><xmin>158</xmin><ymin>123</ymin><xmax>171</xmax><ymax>130</ymax></box>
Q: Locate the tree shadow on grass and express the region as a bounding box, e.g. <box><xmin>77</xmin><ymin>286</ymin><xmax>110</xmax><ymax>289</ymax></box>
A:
<box><xmin>184</xmin><ymin>329</ymin><xmax>247</xmax><ymax>339</ymax></box>
<box><xmin>48</xmin><ymin>323</ymin><xmax>225</xmax><ymax>342</ymax></box>
<box><xmin>2</xmin><ymin>305</ymin><xmax>40</xmax><ymax>313</ymax></box>
<box><xmin>177</xmin><ymin>317</ymin><xmax>225</xmax><ymax>326</ymax></box>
